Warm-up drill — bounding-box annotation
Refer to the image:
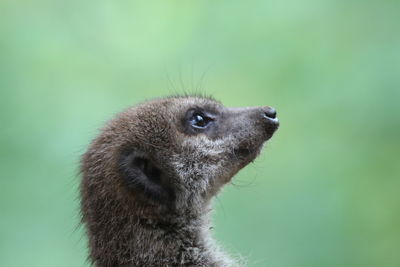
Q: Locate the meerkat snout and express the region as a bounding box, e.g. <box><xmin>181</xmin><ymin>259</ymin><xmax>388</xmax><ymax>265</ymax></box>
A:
<box><xmin>81</xmin><ymin>95</ymin><xmax>279</xmax><ymax>266</ymax></box>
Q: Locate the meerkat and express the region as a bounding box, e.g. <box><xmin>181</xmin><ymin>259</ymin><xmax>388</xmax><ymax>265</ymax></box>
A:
<box><xmin>80</xmin><ymin>95</ymin><xmax>279</xmax><ymax>267</ymax></box>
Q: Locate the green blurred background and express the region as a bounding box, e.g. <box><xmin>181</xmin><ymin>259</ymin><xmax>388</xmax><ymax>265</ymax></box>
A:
<box><xmin>1</xmin><ymin>0</ymin><xmax>399</xmax><ymax>266</ymax></box>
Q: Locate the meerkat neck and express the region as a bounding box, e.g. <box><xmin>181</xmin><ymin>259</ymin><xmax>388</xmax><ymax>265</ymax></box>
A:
<box><xmin>86</xmin><ymin>201</ymin><xmax>231</xmax><ymax>266</ymax></box>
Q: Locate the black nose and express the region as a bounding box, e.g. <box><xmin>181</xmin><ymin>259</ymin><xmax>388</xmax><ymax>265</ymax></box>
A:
<box><xmin>263</xmin><ymin>107</ymin><xmax>277</xmax><ymax>119</ymax></box>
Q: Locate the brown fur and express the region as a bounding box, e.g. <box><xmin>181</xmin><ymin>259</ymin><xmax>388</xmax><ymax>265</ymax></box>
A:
<box><xmin>80</xmin><ymin>95</ymin><xmax>279</xmax><ymax>266</ymax></box>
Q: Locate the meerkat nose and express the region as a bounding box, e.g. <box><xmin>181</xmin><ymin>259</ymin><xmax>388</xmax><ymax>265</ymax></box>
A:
<box><xmin>263</xmin><ymin>106</ymin><xmax>277</xmax><ymax>119</ymax></box>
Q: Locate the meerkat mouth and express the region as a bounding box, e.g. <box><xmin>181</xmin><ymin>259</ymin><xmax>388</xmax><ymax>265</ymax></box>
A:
<box><xmin>233</xmin><ymin>146</ymin><xmax>254</xmax><ymax>159</ymax></box>
<box><xmin>233</xmin><ymin>142</ymin><xmax>263</xmax><ymax>161</ymax></box>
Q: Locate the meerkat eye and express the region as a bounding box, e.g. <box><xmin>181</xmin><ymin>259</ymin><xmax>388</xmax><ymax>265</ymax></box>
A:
<box><xmin>190</xmin><ymin>112</ymin><xmax>213</xmax><ymax>129</ymax></box>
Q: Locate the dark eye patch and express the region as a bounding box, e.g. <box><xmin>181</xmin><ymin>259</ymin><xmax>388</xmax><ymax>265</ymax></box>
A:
<box><xmin>182</xmin><ymin>108</ymin><xmax>217</xmax><ymax>134</ymax></box>
<box><xmin>189</xmin><ymin>112</ymin><xmax>214</xmax><ymax>129</ymax></box>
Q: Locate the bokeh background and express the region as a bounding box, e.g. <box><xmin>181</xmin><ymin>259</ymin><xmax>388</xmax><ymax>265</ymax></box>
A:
<box><xmin>1</xmin><ymin>0</ymin><xmax>399</xmax><ymax>266</ymax></box>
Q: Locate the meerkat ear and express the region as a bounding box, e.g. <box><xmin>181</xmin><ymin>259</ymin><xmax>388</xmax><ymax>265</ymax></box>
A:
<box><xmin>119</xmin><ymin>150</ymin><xmax>174</xmax><ymax>203</ymax></box>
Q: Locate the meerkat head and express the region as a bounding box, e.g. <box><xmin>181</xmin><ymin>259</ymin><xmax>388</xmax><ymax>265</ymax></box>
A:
<box><xmin>82</xmin><ymin>95</ymin><xmax>279</xmax><ymax>220</ymax></box>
